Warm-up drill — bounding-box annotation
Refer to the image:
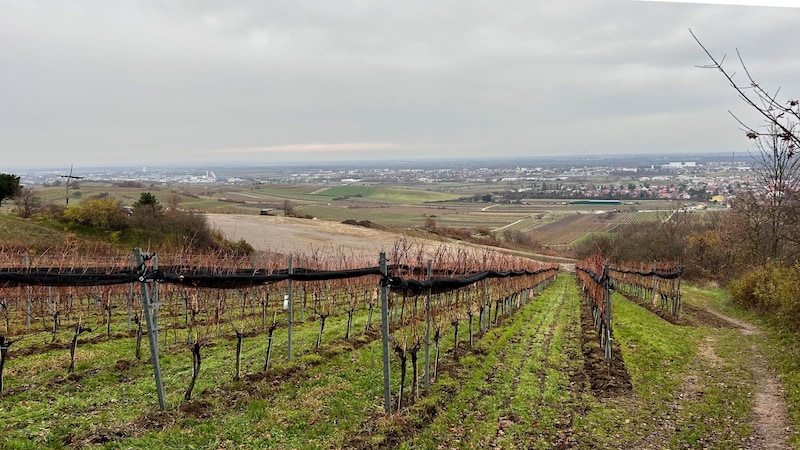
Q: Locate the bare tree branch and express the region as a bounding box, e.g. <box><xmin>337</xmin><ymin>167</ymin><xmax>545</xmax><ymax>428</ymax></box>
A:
<box><xmin>690</xmin><ymin>28</ymin><xmax>800</xmax><ymax>157</ymax></box>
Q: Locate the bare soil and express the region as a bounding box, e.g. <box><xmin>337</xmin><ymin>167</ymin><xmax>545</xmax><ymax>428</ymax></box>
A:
<box><xmin>579</xmin><ymin>301</ymin><xmax>632</xmax><ymax>397</ymax></box>
<box><xmin>207</xmin><ymin>214</ymin><xmax>405</xmax><ymax>257</ymax></box>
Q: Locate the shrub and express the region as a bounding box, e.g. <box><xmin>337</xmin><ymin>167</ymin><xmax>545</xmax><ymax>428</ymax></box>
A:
<box><xmin>475</xmin><ymin>226</ymin><xmax>492</xmax><ymax>236</ymax></box>
<box><xmin>502</xmin><ymin>229</ymin><xmax>536</xmax><ymax>247</ymax></box>
<box><xmin>39</xmin><ymin>203</ymin><xmax>66</xmax><ymax>221</ymax></box>
<box><xmin>437</xmin><ymin>226</ymin><xmax>472</xmax><ymax>240</ymax></box>
<box><xmin>63</xmin><ymin>197</ymin><xmax>128</xmax><ymax>231</ymax></box>
<box><xmin>729</xmin><ymin>263</ymin><xmax>800</xmax><ymax>330</ymax></box>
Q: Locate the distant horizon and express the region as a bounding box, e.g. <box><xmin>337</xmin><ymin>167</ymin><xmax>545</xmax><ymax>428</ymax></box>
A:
<box><xmin>6</xmin><ymin>150</ymin><xmax>750</xmax><ymax>174</ymax></box>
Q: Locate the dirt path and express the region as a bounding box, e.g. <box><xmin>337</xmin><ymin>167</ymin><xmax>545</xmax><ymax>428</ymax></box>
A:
<box><xmin>706</xmin><ymin>309</ymin><xmax>792</xmax><ymax>449</ymax></box>
<box><xmin>490</xmin><ymin>218</ymin><xmax>525</xmax><ymax>232</ymax></box>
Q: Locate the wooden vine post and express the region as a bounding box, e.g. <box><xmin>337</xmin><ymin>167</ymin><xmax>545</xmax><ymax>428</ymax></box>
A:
<box><xmin>0</xmin><ymin>336</ymin><xmax>12</xmax><ymax>394</ymax></box>
<box><xmin>127</xmin><ymin>254</ymin><xmax>134</xmax><ymax>332</ymax></box>
<box><xmin>264</xmin><ymin>312</ymin><xmax>278</xmax><ymax>371</ymax></box>
<box><xmin>651</xmin><ymin>260</ymin><xmax>658</xmax><ymax>304</ymax></box>
<box><xmin>67</xmin><ymin>319</ymin><xmax>91</xmax><ymax>373</ymax></box>
<box><xmin>134</xmin><ymin>248</ymin><xmax>167</xmax><ymax>411</ymax></box>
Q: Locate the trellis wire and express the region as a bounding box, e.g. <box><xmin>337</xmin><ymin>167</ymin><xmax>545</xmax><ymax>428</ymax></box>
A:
<box><xmin>0</xmin><ymin>246</ymin><xmax>558</xmax><ymax>412</ymax></box>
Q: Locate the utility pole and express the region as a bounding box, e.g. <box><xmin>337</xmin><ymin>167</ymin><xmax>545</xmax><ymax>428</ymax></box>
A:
<box><xmin>60</xmin><ymin>164</ymin><xmax>83</xmax><ymax>206</ymax></box>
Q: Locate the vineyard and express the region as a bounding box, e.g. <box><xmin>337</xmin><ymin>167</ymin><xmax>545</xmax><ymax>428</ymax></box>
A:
<box><xmin>0</xmin><ymin>240</ymin><xmax>790</xmax><ymax>448</ymax></box>
<box><xmin>0</xmin><ymin>242</ymin><xmax>565</xmax><ymax>443</ymax></box>
<box><xmin>575</xmin><ymin>255</ymin><xmax>685</xmax><ymax>365</ymax></box>
<box><xmin>530</xmin><ymin>210</ymin><xmax>672</xmax><ymax>248</ymax></box>
<box><xmin>532</xmin><ymin>215</ymin><xmax>614</xmax><ymax>246</ymax></box>
<box><xmin>610</xmin><ymin>262</ymin><xmax>684</xmax><ymax>319</ymax></box>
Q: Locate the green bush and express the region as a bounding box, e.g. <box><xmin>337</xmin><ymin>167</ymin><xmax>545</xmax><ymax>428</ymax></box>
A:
<box><xmin>57</xmin><ymin>194</ymin><xmax>254</xmax><ymax>255</ymax></box>
<box><xmin>729</xmin><ymin>263</ymin><xmax>800</xmax><ymax>330</ymax></box>
<box><xmin>63</xmin><ymin>197</ymin><xmax>128</xmax><ymax>231</ymax></box>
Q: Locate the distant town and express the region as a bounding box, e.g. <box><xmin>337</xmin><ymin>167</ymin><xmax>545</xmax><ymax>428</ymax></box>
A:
<box><xmin>14</xmin><ymin>152</ymin><xmax>755</xmax><ymax>204</ymax></box>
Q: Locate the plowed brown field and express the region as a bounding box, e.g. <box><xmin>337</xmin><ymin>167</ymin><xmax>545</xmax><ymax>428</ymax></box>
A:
<box><xmin>207</xmin><ymin>213</ymin><xmax>413</xmax><ymax>257</ymax></box>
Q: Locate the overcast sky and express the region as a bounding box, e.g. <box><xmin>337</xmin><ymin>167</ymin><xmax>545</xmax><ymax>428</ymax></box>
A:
<box><xmin>2</xmin><ymin>1</ymin><xmax>800</xmax><ymax>169</ymax></box>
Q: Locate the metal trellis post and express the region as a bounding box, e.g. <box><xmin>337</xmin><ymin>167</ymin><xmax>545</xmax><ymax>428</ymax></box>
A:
<box><xmin>134</xmin><ymin>248</ymin><xmax>167</xmax><ymax>411</ymax></box>
<box><xmin>604</xmin><ymin>264</ymin><xmax>612</xmax><ymax>365</ymax></box>
<box><xmin>676</xmin><ymin>265</ymin><xmax>684</xmax><ymax>319</ymax></box>
<box><xmin>152</xmin><ymin>254</ymin><xmax>159</xmax><ymax>350</ymax></box>
<box><xmin>423</xmin><ymin>259</ymin><xmax>432</xmax><ymax>390</ymax></box>
<box><xmin>287</xmin><ymin>256</ymin><xmax>294</xmax><ymax>362</ymax></box>
<box><xmin>24</xmin><ymin>253</ymin><xmax>31</xmax><ymax>330</ymax></box>
<box><xmin>380</xmin><ymin>252</ymin><xmax>392</xmax><ymax>415</ymax></box>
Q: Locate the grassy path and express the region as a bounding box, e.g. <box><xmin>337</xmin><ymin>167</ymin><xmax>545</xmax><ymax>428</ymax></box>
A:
<box><xmin>681</xmin><ymin>285</ymin><xmax>795</xmax><ymax>449</ymax></box>
<box><xmin>401</xmin><ymin>275</ymin><xmax>582</xmax><ymax>448</ymax></box>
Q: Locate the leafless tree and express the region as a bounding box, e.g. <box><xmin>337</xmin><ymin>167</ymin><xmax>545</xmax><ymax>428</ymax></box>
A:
<box><xmin>166</xmin><ymin>191</ymin><xmax>183</xmax><ymax>210</ymax></box>
<box><xmin>13</xmin><ymin>186</ymin><xmax>41</xmax><ymax>218</ymax></box>
<box><xmin>744</xmin><ymin>126</ymin><xmax>800</xmax><ymax>262</ymax></box>
<box><xmin>693</xmin><ymin>30</ymin><xmax>800</xmax><ymax>265</ymax></box>
<box><xmin>283</xmin><ymin>199</ymin><xmax>296</xmax><ymax>217</ymax></box>
<box><xmin>691</xmin><ymin>29</ymin><xmax>800</xmax><ymax>156</ymax></box>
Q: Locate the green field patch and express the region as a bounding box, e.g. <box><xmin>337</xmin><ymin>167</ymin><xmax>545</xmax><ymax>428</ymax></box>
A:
<box><xmin>311</xmin><ymin>185</ymin><xmax>379</xmax><ymax>199</ymax></box>
<box><xmin>296</xmin><ymin>204</ymin><xmax>427</xmax><ymax>225</ymax></box>
<box><xmin>310</xmin><ymin>186</ymin><xmax>461</xmax><ymax>203</ymax></box>
<box><xmin>570</xmin><ymin>231</ymin><xmax>615</xmax><ymax>246</ymax></box>
<box><xmin>370</xmin><ymin>188</ymin><xmax>462</xmax><ymax>203</ymax></box>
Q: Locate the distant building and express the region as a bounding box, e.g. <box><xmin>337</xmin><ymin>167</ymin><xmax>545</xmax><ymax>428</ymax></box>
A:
<box><xmin>663</xmin><ymin>162</ymin><xmax>697</xmax><ymax>169</ymax></box>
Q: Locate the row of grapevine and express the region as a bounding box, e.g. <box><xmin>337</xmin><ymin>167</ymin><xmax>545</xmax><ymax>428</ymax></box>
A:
<box><xmin>575</xmin><ymin>254</ymin><xmax>613</xmax><ymax>364</ymax></box>
<box><xmin>384</xmin><ymin>239</ymin><xmax>558</xmax><ymax>409</ymax></box>
<box><xmin>0</xmin><ymin>242</ymin><xmax>558</xmax><ymax>413</ymax></box>
<box><xmin>609</xmin><ymin>262</ymin><xmax>683</xmax><ymax>318</ymax></box>
<box><xmin>575</xmin><ymin>255</ymin><xmax>685</xmax><ymax>367</ymax></box>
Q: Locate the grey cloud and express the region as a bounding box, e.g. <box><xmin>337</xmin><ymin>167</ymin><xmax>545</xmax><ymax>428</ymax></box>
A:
<box><xmin>1</xmin><ymin>0</ymin><xmax>800</xmax><ymax>168</ymax></box>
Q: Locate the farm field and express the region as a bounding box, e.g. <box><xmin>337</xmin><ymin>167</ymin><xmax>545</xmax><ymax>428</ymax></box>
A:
<box><xmin>25</xmin><ymin>180</ymin><xmax>718</xmax><ymax>263</ymax></box>
<box><xmin>31</xmin><ymin>182</ymin><xmax>688</xmax><ymax>243</ymax></box>
<box><xmin>0</xmin><ymin>274</ymin><xmax>793</xmax><ymax>449</ymax></box>
<box><xmin>527</xmin><ymin>209</ymin><xmax>679</xmax><ymax>248</ymax></box>
<box><xmin>205</xmin><ymin>213</ymin><xmax>412</xmax><ymax>257</ymax></box>
<box><xmin>531</xmin><ymin>214</ymin><xmax>618</xmax><ymax>246</ymax></box>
